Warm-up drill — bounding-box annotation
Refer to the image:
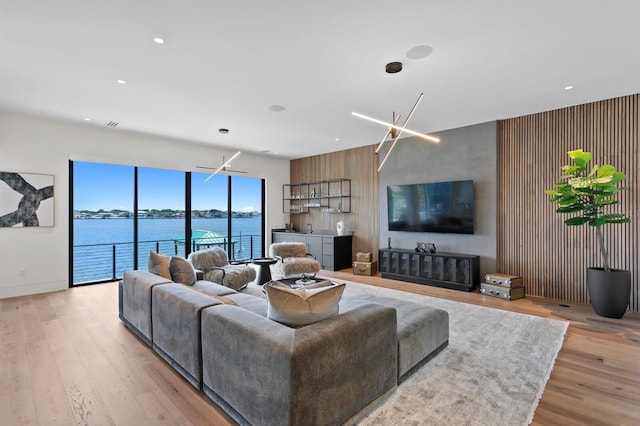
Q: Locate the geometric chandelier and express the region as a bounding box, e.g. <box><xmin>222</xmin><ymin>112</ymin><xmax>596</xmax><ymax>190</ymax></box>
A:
<box><xmin>351</xmin><ymin>61</ymin><xmax>440</xmax><ymax>172</ymax></box>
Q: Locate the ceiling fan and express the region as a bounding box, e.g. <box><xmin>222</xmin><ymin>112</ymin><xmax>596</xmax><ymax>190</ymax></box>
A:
<box><xmin>197</xmin><ymin>151</ymin><xmax>246</xmax><ymax>182</ymax></box>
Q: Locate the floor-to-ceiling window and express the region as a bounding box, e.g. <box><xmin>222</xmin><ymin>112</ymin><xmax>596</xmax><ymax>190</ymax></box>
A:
<box><xmin>72</xmin><ymin>162</ymin><xmax>134</xmax><ymax>283</ymax></box>
<box><xmin>231</xmin><ymin>175</ymin><xmax>263</xmax><ymax>260</ymax></box>
<box><xmin>137</xmin><ymin>167</ymin><xmax>186</xmax><ymax>265</ymax></box>
<box><xmin>70</xmin><ymin>161</ymin><xmax>264</xmax><ymax>286</ymax></box>
<box><xmin>191</xmin><ymin>172</ymin><xmax>232</xmax><ymax>255</ymax></box>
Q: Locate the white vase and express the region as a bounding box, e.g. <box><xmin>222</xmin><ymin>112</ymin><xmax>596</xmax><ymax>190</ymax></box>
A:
<box><xmin>336</xmin><ymin>221</ymin><xmax>345</xmax><ymax>236</ymax></box>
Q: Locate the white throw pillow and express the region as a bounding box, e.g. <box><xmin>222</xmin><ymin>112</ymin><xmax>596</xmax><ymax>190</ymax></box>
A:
<box><xmin>265</xmin><ymin>281</ymin><xmax>346</xmax><ymax>327</ymax></box>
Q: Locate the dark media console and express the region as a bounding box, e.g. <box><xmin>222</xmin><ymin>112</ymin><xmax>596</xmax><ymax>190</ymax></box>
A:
<box><xmin>379</xmin><ymin>248</ymin><xmax>480</xmax><ymax>292</ymax></box>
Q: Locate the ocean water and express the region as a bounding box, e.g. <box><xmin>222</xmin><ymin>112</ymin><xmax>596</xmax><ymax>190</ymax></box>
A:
<box><xmin>73</xmin><ymin>217</ymin><xmax>262</xmax><ymax>283</ymax></box>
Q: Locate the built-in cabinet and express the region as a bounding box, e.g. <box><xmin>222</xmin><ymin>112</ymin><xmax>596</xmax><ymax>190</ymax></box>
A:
<box><xmin>379</xmin><ymin>249</ymin><xmax>480</xmax><ymax>292</ymax></box>
<box><xmin>272</xmin><ymin>231</ymin><xmax>353</xmax><ymax>271</ymax></box>
<box><xmin>283</xmin><ymin>179</ymin><xmax>351</xmax><ymax>214</ymax></box>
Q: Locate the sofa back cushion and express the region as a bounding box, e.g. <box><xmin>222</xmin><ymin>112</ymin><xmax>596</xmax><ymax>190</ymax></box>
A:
<box><xmin>265</xmin><ymin>281</ymin><xmax>346</xmax><ymax>326</ymax></box>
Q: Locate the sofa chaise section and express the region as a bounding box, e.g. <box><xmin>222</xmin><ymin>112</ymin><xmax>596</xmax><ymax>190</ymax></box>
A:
<box><xmin>341</xmin><ymin>294</ymin><xmax>449</xmax><ymax>382</ymax></box>
<box><xmin>201</xmin><ymin>303</ymin><xmax>398</xmax><ymax>426</ymax></box>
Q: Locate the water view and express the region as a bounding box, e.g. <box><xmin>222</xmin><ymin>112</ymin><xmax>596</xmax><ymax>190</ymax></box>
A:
<box><xmin>73</xmin><ymin>217</ymin><xmax>262</xmax><ymax>283</ymax></box>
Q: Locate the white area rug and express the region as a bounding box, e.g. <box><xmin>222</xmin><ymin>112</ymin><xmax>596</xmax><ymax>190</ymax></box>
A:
<box><xmin>340</xmin><ymin>282</ymin><xmax>568</xmax><ymax>426</ymax></box>
<box><xmin>245</xmin><ymin>279</ymin><xmax>568</xmax><ymax>425</ymax></box>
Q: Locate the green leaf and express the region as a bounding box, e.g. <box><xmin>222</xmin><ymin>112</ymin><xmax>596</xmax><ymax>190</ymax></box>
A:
<box><xmin>558</xmin><ymin>196</ymin><xmax>579</xmax><ymax>207</ymax></box>
<box><xmin>564</xmin><ymin>216</ymin><xmax>590</xmax><ymax>226</ymax></box>
<box><xmin>557</xmin><ymin>205</ymin><xmax>585</xmax><ymax>213</ymax></box>
<box><xmin>588</xmin><ymin>165</ymin><xmax>599</xmax><ymax>177</ymax></box>
<box><xmin>568</xmin><ymin>177</ymin><xmax>592</xmax><ymax>188</ymax></box>
<box><xmin>545</xmin><ymin>189</ymin><xmax>558</xmax><ymax>195</ymax></box>
<box><xmin>561</xmin><ymin>166</ymin><xmax>581</xmax><ymax>175</ymax></box>
<box><xmin>592</xmin><ymin>176</ymin><xmax>613</xmax><ymax>184</ymax></box>
<box><xmin>568</xmin><ymin>149</ymin><xmax>592</xmax><ymax>164</ymax></box>
<box><xmin>589</xmin><ymin>217</ymin><xmax>608</xmax><ymax>226</ymax></box>
<box><xmin>597</xmin><ymin>164</ymin><xmax>615</xmax><ymax>178</ymax></box>
<box><xmin>594</xmin><ymin>198</ymin><xmax>617</xmax><ymax>206</ymax></box>
<box><xmin>610</xmin><ymin>171</ymin><xmax>627</xmax><ymax>184</ymax></box>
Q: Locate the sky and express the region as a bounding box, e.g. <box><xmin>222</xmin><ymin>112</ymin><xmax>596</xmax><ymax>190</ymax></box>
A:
<box><xmin>73</xmin><ymin>162</ymin><xmax>262</xmax><ymax>211</ymax></box>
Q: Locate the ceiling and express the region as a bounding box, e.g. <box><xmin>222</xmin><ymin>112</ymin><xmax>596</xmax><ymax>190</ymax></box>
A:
<box><xmin>1</xmin><ymin>0</ymin><xmax>639</xmax><ymax>160</ymax></box>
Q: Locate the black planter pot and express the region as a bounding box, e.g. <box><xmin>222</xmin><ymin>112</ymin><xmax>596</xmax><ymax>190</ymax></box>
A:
<box><xmin>586</xmin><ymin>267</ymin><xmax>631</xmax><ymax>319</ymax></box>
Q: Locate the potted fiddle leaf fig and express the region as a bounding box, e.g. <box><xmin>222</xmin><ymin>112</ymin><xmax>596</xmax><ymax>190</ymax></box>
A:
<box><xmin>546</xmin><ymin>149</ymin><xmax>631</xmax><ymax>318</ymax></box>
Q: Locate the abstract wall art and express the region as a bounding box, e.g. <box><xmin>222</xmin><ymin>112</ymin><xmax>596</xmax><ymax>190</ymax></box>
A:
<box><xmin>0</xmin><ymin>172</ymin><xmax>55</xmax><ymax>227</ymax></box>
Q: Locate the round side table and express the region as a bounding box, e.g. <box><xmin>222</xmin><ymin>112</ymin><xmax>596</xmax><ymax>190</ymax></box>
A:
<box><xmin>252</xmin><ymin>257</ymin><xmax>278</xmax><ymax>285</ymax></box>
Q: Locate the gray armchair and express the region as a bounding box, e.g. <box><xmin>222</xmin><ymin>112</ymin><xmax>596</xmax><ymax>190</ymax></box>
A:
<box><xmin>188</xmin><ymin>247</ymin><xmax>256</xmax><ymax>290</ymax></box>
<box><xmin>269</xmin><ymin>242</ymin><xmax>321</xmax><ymax>279</ymax></box>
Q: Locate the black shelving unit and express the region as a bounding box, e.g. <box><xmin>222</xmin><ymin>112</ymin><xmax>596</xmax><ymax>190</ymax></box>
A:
<box><xmin>283</xmin><ymin>179</ymin><xmax>350</xmax><ymax>214</ymax></box>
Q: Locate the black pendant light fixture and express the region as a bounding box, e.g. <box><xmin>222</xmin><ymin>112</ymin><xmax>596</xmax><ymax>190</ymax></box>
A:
<box><xmin>351</xmin><ymin>62</ymin><xmax>440</xmax><ymax>172</ymax></box>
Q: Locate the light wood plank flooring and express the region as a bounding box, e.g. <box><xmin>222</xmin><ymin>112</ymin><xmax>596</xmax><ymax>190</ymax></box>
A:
<box><xmin>1</xmin><ymin>271</ymin><xmax>639</xmax><ymax>425</ymax></box>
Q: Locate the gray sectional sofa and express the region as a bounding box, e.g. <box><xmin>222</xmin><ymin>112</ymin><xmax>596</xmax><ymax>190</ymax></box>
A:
<box><xmin>119</xmin><ymin>269</ymin><xmax>449</xmax><ymax>426</ymax></box>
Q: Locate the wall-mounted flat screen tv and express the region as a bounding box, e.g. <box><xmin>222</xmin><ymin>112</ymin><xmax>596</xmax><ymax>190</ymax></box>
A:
<box><xmin>387</xmin><ymin>180</ymin><xmax>475</xmax><ymax>234</ymax></box>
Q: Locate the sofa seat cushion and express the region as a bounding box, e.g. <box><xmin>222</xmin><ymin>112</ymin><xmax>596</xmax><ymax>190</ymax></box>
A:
<box><xmin>192</xmin><ymin>280</ymin><xmax>238</xmax><ymax>296</ymax></box>
<box><xmin>224</xmin><ymin>293</ymin><xmax>268</xmax><ymax>317</ymax></box>
<box><xmin>265</xmin><ymin>281</ymin><xmax>346</xmax><ymax>326</ymax></box>
<box><xmin>341</xmin><ymin>294</ymin><xmax>449</xmax><ymax>381</ymax></box>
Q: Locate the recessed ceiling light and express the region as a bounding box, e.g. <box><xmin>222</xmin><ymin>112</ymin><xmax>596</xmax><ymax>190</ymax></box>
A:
<box><xmin>334</xmin><ymin>138</ymin><xmax>340</xmax><ymax>141</ymax></box>
<box><xmin>84</xmin><ymin>117</ymin><xmax>91</xmax><ymax>121</ymax></box>
<box><xmin>564</xmin><ymin>85</ymin><xmax>574</xmax><ymax>91</ymax></box>
<box><xmin>117</xmin><ymin>79</ymin><xmax>126</xmax><ymax>85</ymax></box>
<box><xmin>153</xmin><ymin>37</ymin><xmax>165</xmax><ymax>44</ymax></box>
<box><xmin>268</xmin><ymin>105</ymin><xmax>285</xmax><ymax>112</ymax></box>
<box><xmin>406</xmin><ymin>45</ymin><xmax>434</xmax><ymax>60</ymax></box>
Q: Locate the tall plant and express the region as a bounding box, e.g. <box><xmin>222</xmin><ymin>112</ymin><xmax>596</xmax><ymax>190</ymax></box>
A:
<box><xmin>545</xmin><ymin>149</ymin><xmax>630</xmax><ymax>272</ymax></box>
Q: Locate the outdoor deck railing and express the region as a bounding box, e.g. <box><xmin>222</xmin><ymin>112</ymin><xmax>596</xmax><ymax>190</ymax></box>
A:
<box><xmin>73</xmin><ymin>234</ymin><xmax>261</xmax><ymax>284</ymax></box>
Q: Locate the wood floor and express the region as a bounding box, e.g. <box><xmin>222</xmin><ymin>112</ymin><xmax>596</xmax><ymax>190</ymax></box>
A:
<box><xmin>1</xmin><ymin>271</ymin><xmax>639</xmax><ymax>426</ymax></box>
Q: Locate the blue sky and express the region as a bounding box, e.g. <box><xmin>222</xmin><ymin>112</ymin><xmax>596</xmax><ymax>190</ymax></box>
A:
<box><xmin>74</xmin><ymin>162</ymin><xmax>261</xmax><ymax>211</ymax></box>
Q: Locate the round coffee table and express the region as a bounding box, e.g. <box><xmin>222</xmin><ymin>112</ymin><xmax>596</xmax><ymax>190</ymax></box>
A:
<box><xmin>252</xmin><ymin>257</ymin><xmax>278</xmax><ymax>285</ymax></box>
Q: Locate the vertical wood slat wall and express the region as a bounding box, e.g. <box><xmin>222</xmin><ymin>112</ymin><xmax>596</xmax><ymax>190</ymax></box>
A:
<box><xmin>497</xmin><ymin>94</ymin><xmax>639</xmax><ymax>311</ymax></box>
<box><xmin>290</xmin><ymin>145</ymin><xmax>379</xmax><ymax>260</ymax></box>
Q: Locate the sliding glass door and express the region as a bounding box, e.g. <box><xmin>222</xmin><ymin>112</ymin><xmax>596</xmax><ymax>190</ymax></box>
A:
<box><xmin>72</xmin><ymin>162</ymin><xmax>134</xmax><ymax>283</ymax></box>
<box><xmin>137</xmin><ymin>167</ymin><xmax>186</xmax><ymax>266</ymax></box>
<box><xmin>231</xmin><ymin>175</ymin><xmax>263</xmax><ymax>260</ymax></box>
<box><xmin>70</xmin><ymin>161</ymin><xmax>265</xmax><ymax>286</ymax></box>
<box><xmin>190</xmin><ymin>172</ymin><xmax>231</xmax><ymax>256</ymax></box>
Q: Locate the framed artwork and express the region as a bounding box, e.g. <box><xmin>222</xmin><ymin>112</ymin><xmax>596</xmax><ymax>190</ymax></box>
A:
<box><xmin>0</xmin><ymin>171</ymin><xmax>55</xmax><ymax>227</ymax></box>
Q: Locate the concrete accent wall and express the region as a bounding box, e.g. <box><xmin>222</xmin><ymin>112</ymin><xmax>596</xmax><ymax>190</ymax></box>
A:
<box><xmin>378</xmin><ymin>121</ymin><xmax>497</xmax><ymax>277</ymax></box>
<box><xmin>0</xmin><ymin>112</ymin><xmax>290</xmax><ymax>298</ymax></box>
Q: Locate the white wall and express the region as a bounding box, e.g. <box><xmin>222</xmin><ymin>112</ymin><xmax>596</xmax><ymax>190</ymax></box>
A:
<box><xmin>0</xmin><ymin>112</ymin><xmax>290</xmax><ymax>298</ymax></box>
<box><xmin>378</xmin><ymin>121</ymin><xmax>497</xmax><ymax>277</ymax></box>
